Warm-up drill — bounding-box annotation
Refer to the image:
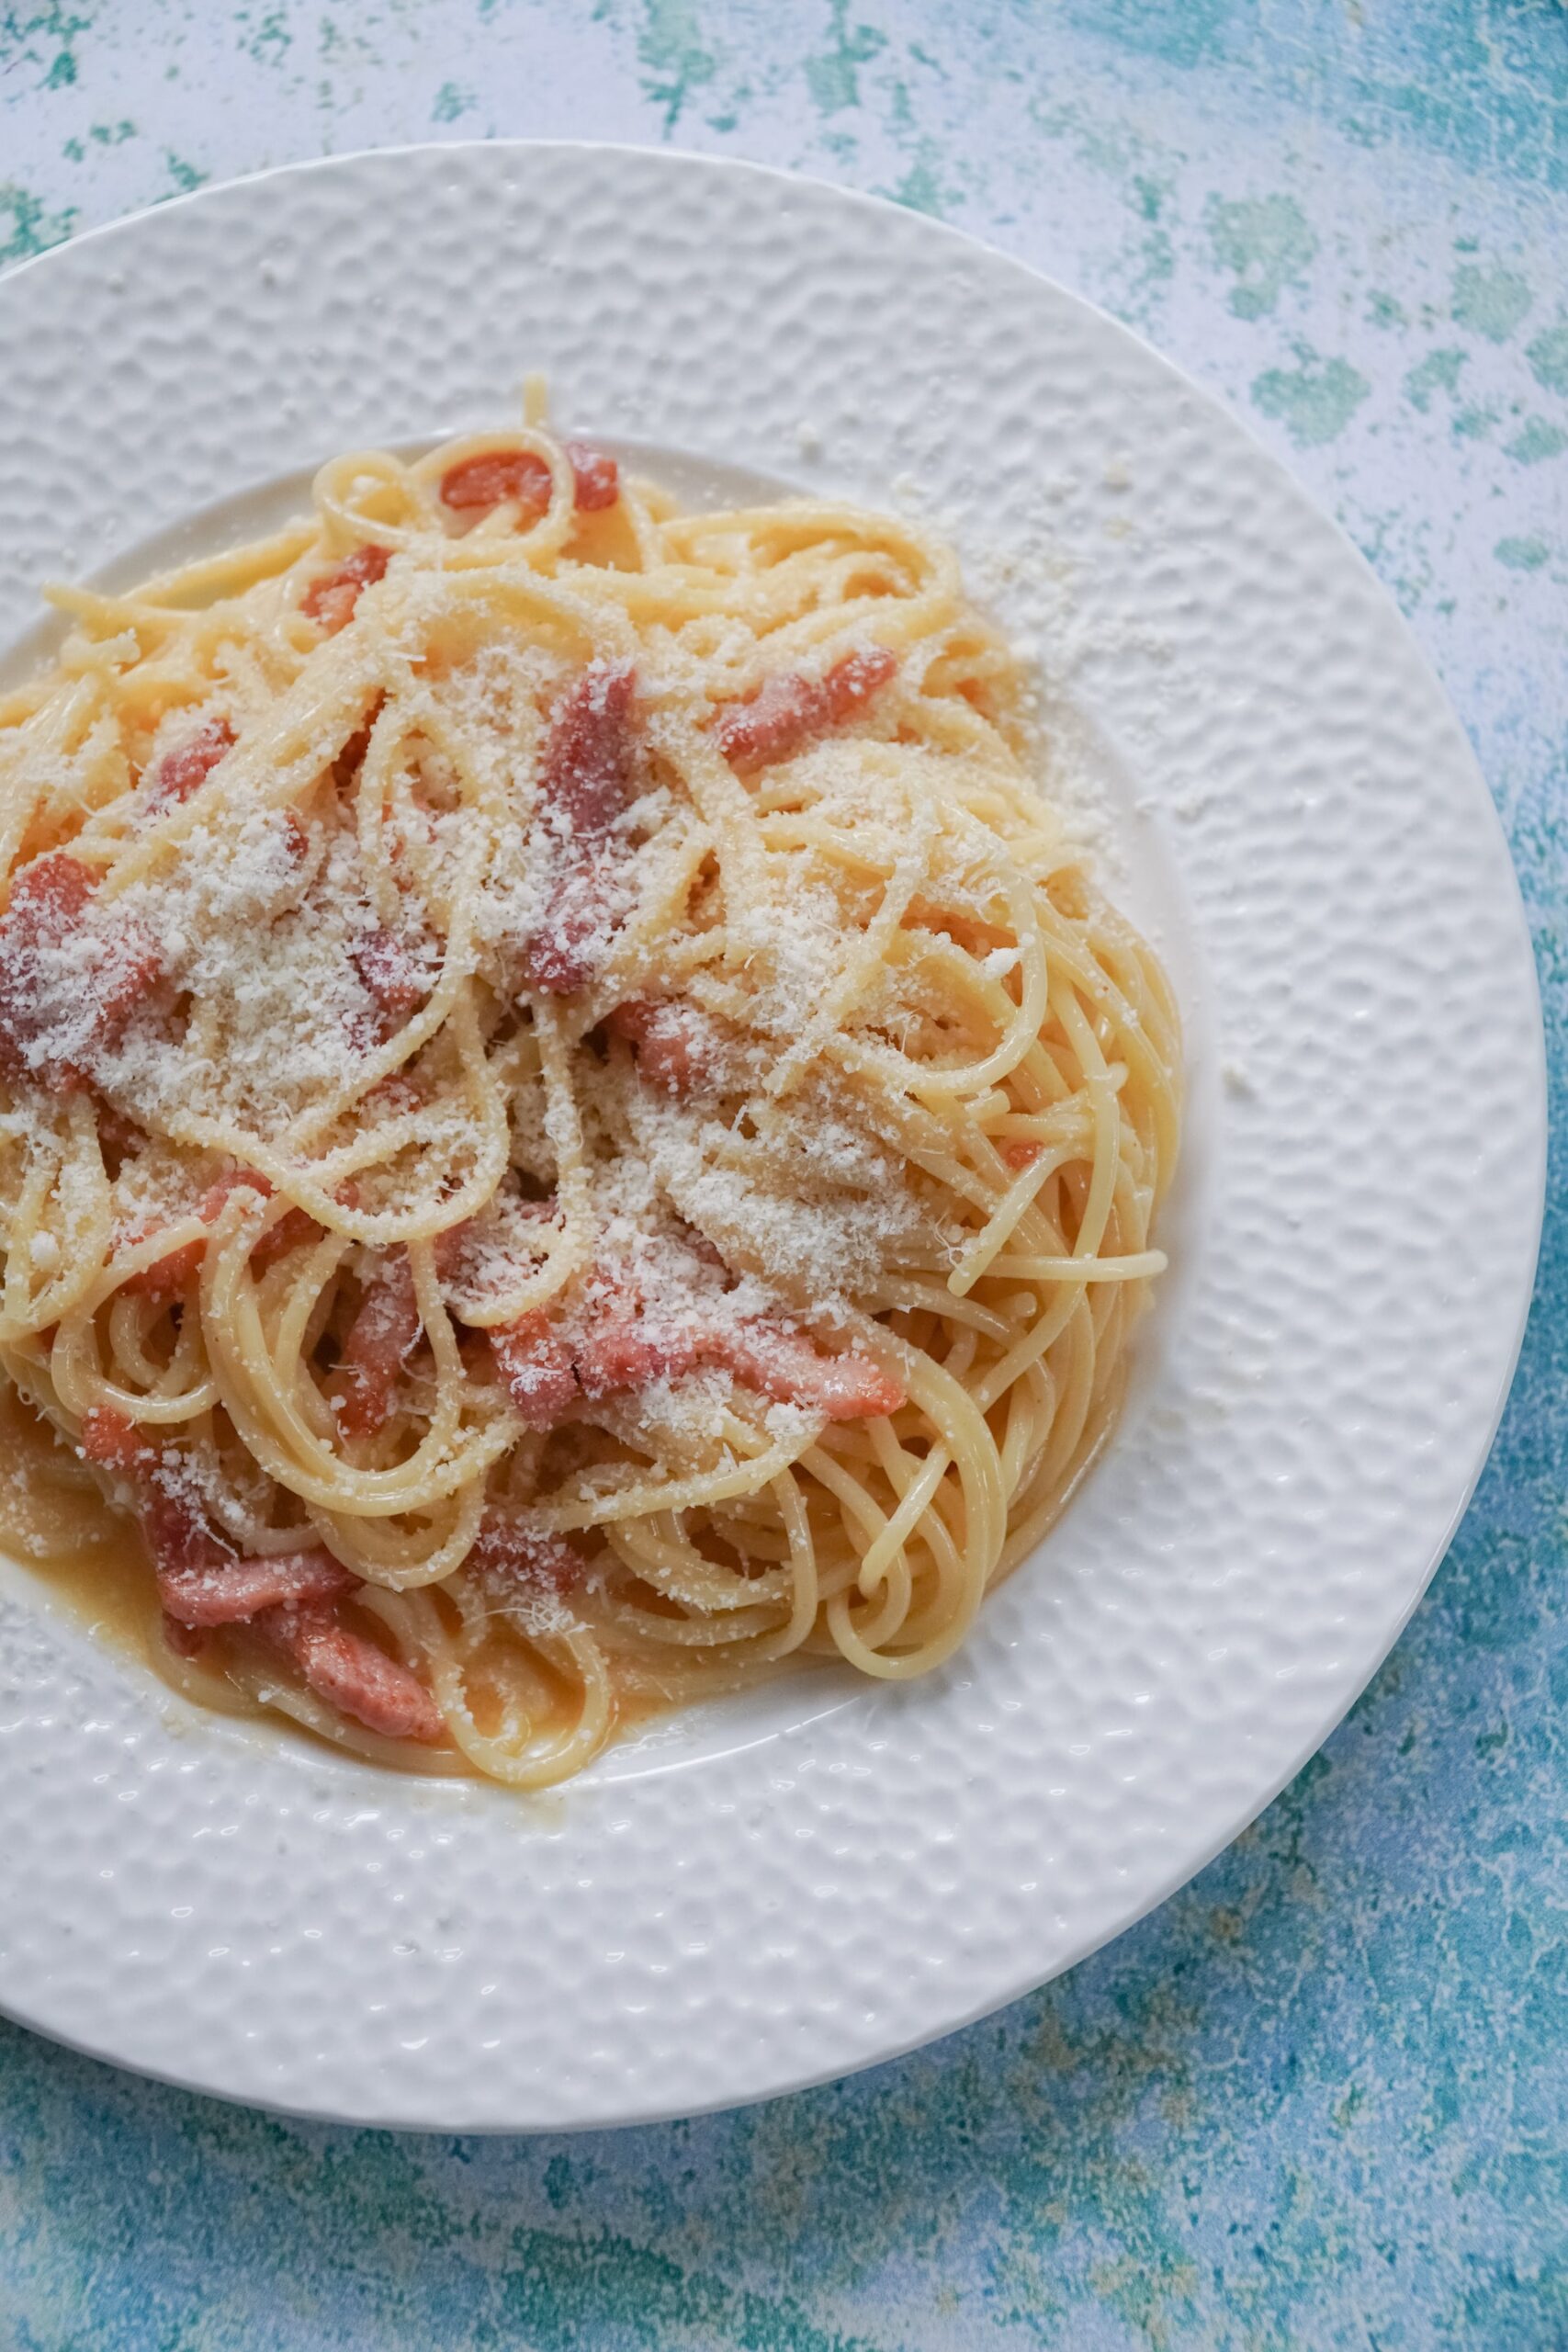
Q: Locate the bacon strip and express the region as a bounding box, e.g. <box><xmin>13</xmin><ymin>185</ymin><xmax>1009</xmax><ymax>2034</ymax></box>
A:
<box><xmin>469</xmin><ymin>1511</ymin><xmax>591</xmax><ymax>1595</ymax></box>
<box><xmin>301</xmin><ymin>544</ymin><xmax>389</xmax><ymax>635</ymax></box>
<box><xmin>604</xmin><ymin>997</ymin><xmax>718</xmax><ymax>1099</ymax></box>
<box><xmin>80</xmin><ymin>1406</ymin><xmax>438</xmax><ymax>1745</ymax></box>
<box><xmin>161</xmin><ymin>1545</ymin><xmax>355</xmax><ymax>1630</ymax></box>
<box><xmin>578</xmin><ymin>1311</ymin><xmax>903</xmax><ymax>1421</ymax></box>
<box><xmin>573</xmin><ymin>1314</ymin><xmax>679</xmax><ymax>1400</ymax></box>
<box><xmin>564</xmin><ymin>440</ymin><xmax>619</xmax><ymax>511</ymax></box>
<box><xmin>439</xmin><ymin>443</ymin><xmax>619</xmax><ymax>517</ymax></box>
<box><xmin>350</xmin><ymin>925</ymin><xmax>431</xmax><ymax>1015</ymax></box>
<box><xmin>705</xmin><ymin>1324</ymin><xmax>906</xmax><ymax>1419</ymax></box>
<box><xmin>119</xmin><ymin>1233</ymin><xmax>207</xmax><ymax>1301</ymax></box>
<box><xmin>490</xmin><ymin>1309</ymin><xmax>581</xmax><ymax>1430</ymax></box>
<box><xmin>9</xmin><ymin>852</ymin><xmax>94</xmax><ymax>928</ymax></box>
<box><xmin>520</xmin><ymin>662</ymin><xmax>641</xmax><ymax>995</ymax></box>
<box><xmin>118</xmin><ymin>1168</ymin><xmax>319</xmax><ymax>1301</ymax></box>
<box><xmin>79</xmin><ymin>1408</ymin><xmax>356</xmax><ymax>1627</ymax></box>
<box><xmin>336</xmin><ymin>1250</ymin><xmax>423</xmax><ymax>1438</ymax></box>
<box><xmin>260</xmin><ymin>1601</ymin><xmax>446</xmax><ymax>1743</ymax></box>
<box><xmin>144</xmin><ymin>717</ymin><xmax>234</xmax><ymax>811</ymax></box>
<box><xmin>81</xmin><ymin>1408</ymin><xmax>232</xmax><ymax>1599</ymax></box>
<box><xmin>79</xmin><ymin>1403</ymin><xmax>158</xmax><ymax>1476</ymax></box>
<box><xmin>0</xmin><ymin>851</ymin><xmax>162</xmax><ymax>1092</ymax></box>
<box><xmin>491</xmin><ymin>1294</ymin><xmax>903</xmax><ymax>1430</ymax></box>
<box><xmin>712</xmin><ymin>647</ymin><xmax>897</xmax><ymax>771</ymax></box>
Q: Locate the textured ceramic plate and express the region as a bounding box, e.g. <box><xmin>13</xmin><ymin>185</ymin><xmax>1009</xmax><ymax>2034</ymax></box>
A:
<box><xmin>0</xmin><ymin>145</ymin><xmax>1543</xmax><ymax>2132</ymax></box>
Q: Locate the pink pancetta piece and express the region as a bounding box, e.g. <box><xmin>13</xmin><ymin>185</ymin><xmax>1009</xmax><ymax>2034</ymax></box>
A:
<box><xmin>573</xmin><ymin>1312</ymin><xmax>680</xmax><ymax>1401</ymax></box>
<box><xmin>578</xmin><ymin>1309</ymin><xmax>904</xmax><ymax>1421</ymax></box>
<box><xmin>301</xmin><ymin>544</ymin><xmax>389</xmax><ymax>635</ymax></box>
<box><xmin>337</xmin><ymin>1250</ymin><xmax>423</xmax><ymax>1438</ymax></box>
<box><xmin>563</xmin><ymin>441</ymin><xmax>620</xmax><ymax>511</ymax></box>
<box><xmin>80</xmin><ymin>1407</ymin><xmax>436</xmax><ymax>1746</ymax></box>
<box><xmin>519</xmin><ymin>662</ymin><xmax>641</xmax><ymax>995</ymax></box>
<box><xmin>260</xmin><ymin>1601</ymin><xmax>446</xmax><ymax>1743</ymax></box>
<box><xmin>119</xmin><ymin>1231</ymin><xmax>208</xmax><ymax>1301</ymax></box>
<box><xmin>118</xmin><ymin>1167</ymin><xmax>321</xmax><ymax>1300</ymax></box>
<box><xmin>80</xmin><ymin>1408</ymin><xmax>355</xmax><ymax>1628</ymax></box>
<box><xmin>350</xmin><ymin>925</ymin><xmax>432</xmax><ymax>1016</ymax></box>
<box><xmin>490</xmin><ymin>1309</ymin><xmax>581</xmax><ymax>1430</ymax></box>
<box><xmin>469</xmin><ymin>1511</ymin><xmax>591</xmax><ymax>1595</ymax></box>
<box><xmin>0</xmin><ymin>851</ymin><xmax>162</xmax><ymax>1093</ymax></box>
<box><xmin>81</xmin><ymin>1408</ymin><xmax>228</xmax><ymax>1590</ymax></box>
<box><xmin>711</xmin><ymin>646</ymin><xmax>897</xmax><ymax>771</ymax></box>
<box><xmin>491</xmin><ymin>1286</ymin><xmax>904</xmax><ymax>1429</ymax></box>
<box><xmin>440</xmin><ymin>444</ymin><xmax>619</xmax><ymax>517</ymax></box>
<box><xmin>79</xmin><ymin>1404</ymin><xmax>158</xmax><ymax>1478</ymax></box>
<box><xmin>159</xmin><ymin>1544</ymin><xmax>355</xmax><ymax>1630</ymax></box>
<box><xmin>603</xmin><ymin>997</ymin><xmax>718</xmax><ymax>1099</ymax></box>
<box><xmin>705</xmin><ymin>1321</ymin><xmax>906</xmax><ymax>1420</ymax></box>
<box><xmin>144</xmin><ymin>717</ymin><xmax>235</xmax><ymax>811</ymax></box>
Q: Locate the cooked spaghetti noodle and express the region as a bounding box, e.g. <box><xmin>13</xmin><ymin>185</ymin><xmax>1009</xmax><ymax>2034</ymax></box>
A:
<box><xmin>0</xmin><ymin>397</ymin><xmax>1180</xmax><ymax>1786</ymax></box>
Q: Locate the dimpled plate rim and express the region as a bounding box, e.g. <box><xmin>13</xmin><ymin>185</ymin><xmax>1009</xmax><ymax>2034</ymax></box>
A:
<box><xmin>0</xmin><ymin>145</ymin><xmax>1544</xmax><ymax>2132</ymax></box>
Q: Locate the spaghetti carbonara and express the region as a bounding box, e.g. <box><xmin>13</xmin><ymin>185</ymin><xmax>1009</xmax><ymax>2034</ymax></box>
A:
<box><xmin>0</xmin><ymin>398</ymin><xmax>1180</xmax><ymax>1786</ymax></box>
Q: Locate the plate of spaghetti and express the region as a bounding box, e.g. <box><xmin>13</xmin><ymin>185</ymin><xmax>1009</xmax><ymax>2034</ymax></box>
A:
<box><xmin>0</xmin><ymin>146</ymin><xmax>1542</xmax><ymax>2130</ymax></box>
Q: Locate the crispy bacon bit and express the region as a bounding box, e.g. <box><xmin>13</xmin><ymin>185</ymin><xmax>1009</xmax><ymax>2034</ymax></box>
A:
<box><xmin>491</xmin><ymin>1290</ymin><xmax>903</xmax><ymax>1430</ymax></box>
<box><xmin>144</xmin><ymin>717</ymin><xmax>234</xmax><ymax>811</ymax></box>
<box><xmin>604</xmin><ymin>997</ymin><xmax>717</xmax><ymax>1098</ymax></box>
<box><xmin>140</xmin><ymin>1481</ymin><xmax>223</xmax><ymax>1589</ymax></box>
<box><xmin>705</xmin><ymin>1324</ymin><xmax>906</xmax><ymax>1420</ymax></box>
<box><xmin>301</xmin><ymin>544</ymin><xmax>389</xmax><ymax>635</ymax></box>
<box><xmin>0</xmin><ymin>851</ymin><xmax>162</xmax><ymax>1093</ymax></box>
<box><xmin>118</xmin><ymin>1167</ymin><xmax>317</xmax><ymax>1299</ymax></box>
<box><xmin>469</xmin><ymin>1512</ymin><xmax>591</xmax><ymax>1595</ymax></box>
<box><xmin>261</xmin><ymin>1601</ymin><xmax>446</xmax><ymax>1743</ymax></box>
<box><xmin>80</xmin><ymin>1405</ymin><xmax>432</xmax><ymax>1746</ymax></box>
<box><xmin>564</xmin><ymin>440</ymin><xmax>619</xmax><ymax>511</ymax></box>
<box><xmin>573</xmin><ymin>1314</ymin><xmax>679</xmax><ymax>1400</ymax></box>
<box><xmin>490</xmin><ymin>1310</ymin><xmax>581</xmax><ymax>1430</ymax></box>
<box><xmin>8</xmin><ymin>851</ymin><xmax>94</xmax><ymax>929</ymax></box>
<box><xmin>575</xmin><ymin>1310</ymin><xmax>903</xmax><ymax>1421</ymax></box>
<box><xmin>535</xmin><ymin>664</ymin><xmax>639</xmax><ymax>838</ymax></box>
<box><xmin>78</xmin><ymin>1413</ymin><xmax>225</xmax><ymax>1600</ymax></box>
<box><xmin>440</xmin><ymin>443</ymin><xmax>618</xmax><ymax>517</ymax></box>
<box><xmin>520</xmin><ymin>662</ymin><xmax>641</xmax><ymax>995</ymax></box>
<box><xmin>336</xmin><ymin>1250</ymin><xmax>423</xmax><ymax>1439</ymax></box>
<box><xmin>120</xmin><ymin>1235</ymin><xmax>207</xmax><ymax>1301</ymax></box>
<box><xmin>79</xmin><ymin>1404</ymin><xmax>156</xmax><ymax>1476</ymax></box>
<box><xmin>712</xmin><ymin>646</ymin><xmax>897</xmax><ymax>771</ymax></box>
<box><xmin>998</xmin><ymin>1138</ymin><xmax>1042</xmax><ymax>1170</ymax></box>
<box><xmin>350</xmin><ymin>925</ymin><xmax>432</xmax><ymax>1015</ymax></box>
<box><xmin>440</xmin><ymin>448</ymin><xmax>551</xmax><ymax>514</ymax></box>
<box><xmin>160</xmin><ymin>1544</ymin><xmax>355</xmax><ymax>1631</ymax></box>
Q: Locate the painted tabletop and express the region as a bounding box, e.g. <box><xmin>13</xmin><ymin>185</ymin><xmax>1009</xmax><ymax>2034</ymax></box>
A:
<box><xmin>1</xmin><ymin>5</ymin><xmax>1565</xmax><ymax>2346</ymax></box>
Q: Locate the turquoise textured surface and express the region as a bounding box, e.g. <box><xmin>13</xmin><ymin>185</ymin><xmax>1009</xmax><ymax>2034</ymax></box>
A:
<box><xmin>2</xmin><ymin>5</ymin><xmax>1566</xmax><ymax>2345</ymax></box>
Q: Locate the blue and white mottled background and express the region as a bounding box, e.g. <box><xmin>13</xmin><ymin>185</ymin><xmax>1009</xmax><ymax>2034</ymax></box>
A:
<box><xmin>2</xmin><ymin>5</ymin><xmax>1566</xmax><ymax>2346</ymax></box>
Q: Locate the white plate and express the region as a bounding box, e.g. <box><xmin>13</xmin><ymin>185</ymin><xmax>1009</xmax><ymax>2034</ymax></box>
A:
<box><xmin>0</xmin><ymin>145</ymin><xmax>1543</xmax><ymax>2132</ymax></box>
